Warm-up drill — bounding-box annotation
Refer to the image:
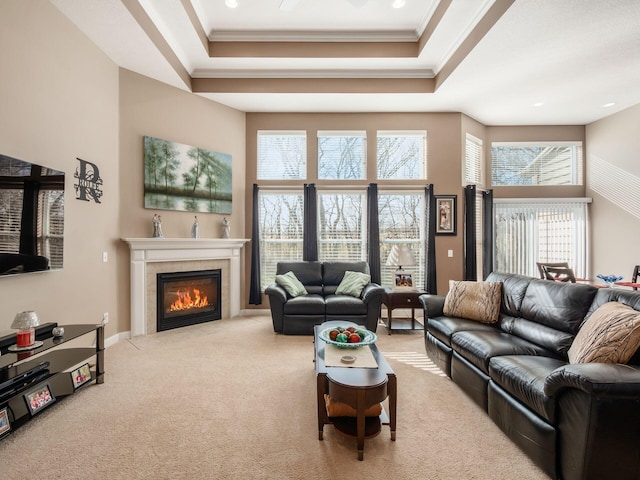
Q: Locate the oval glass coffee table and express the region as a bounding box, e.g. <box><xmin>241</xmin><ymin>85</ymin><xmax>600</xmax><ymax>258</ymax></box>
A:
<box><xmin>314</xmin><ymin>321</ymin><xmax>397</xmax><ymax>460</ymax></box>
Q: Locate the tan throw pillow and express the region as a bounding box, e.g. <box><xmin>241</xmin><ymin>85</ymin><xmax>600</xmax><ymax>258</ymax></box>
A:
<box><xmin>568</xmin><ymin>302</ymin><xmax>640</xmax><ymax>364</ymax></box>
<box><xmin>324</xmin><ymin>394</ymin><xmax>382</xmax><ymax>417</ymax></box>
<box><xmin>443</xmin><ymin>280</ymin><xmax>502</xmax><ymax>324</ymax></box>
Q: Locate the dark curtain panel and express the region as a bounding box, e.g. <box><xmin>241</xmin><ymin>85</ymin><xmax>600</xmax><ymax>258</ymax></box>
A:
<box><xmin>303</xmin><ymin>183</ymin><xmax>318</xmax><ymax>261</ymax></box>
<box><xmin>367</xmin><ymin>183</ymin><xmax>381</xmax><ymax>285</ymax></box>
<box><xmin>482</xmin><ymin>189</ymin><xmax>494</xmax><ymax>280</ymax></box>
<box><xmin>464</xmin><ymin>184</ymin><xmax>477</xmax><ymax>281</ymax></box>
<box><xmin>249</xmin><ymin>184</ymin><xmax>262</xmax><ymax>305</ymax></box>
<box><xmin>425</xmin><ymin>184</ymin><xmax>437</xmax><ymax>293</ymax></box>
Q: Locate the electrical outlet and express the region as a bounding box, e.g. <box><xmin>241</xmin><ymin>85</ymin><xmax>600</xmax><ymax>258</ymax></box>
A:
<box><xmin>447</xmin><ymin>249</ymin><xmax>453</xmax><ymax>258</ymax></box>
<box><xmin>102</xmin><ymin>312</ymin><xmax>109</xmax><ymax>325</ymax></box>
<box><xmin>102</xmin><ymin>251</ymin><xmax>108</xmax><ymax>262</ymax></box>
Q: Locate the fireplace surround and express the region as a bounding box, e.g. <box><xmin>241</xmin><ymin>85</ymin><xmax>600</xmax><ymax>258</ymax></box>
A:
<box><xmin>123</xmin><ymin>238</ymin><xmax>249</xmax><ymax>336</ymax></box>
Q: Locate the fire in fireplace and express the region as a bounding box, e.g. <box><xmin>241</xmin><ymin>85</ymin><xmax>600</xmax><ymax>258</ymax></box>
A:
<box><xmin>156</xmin><ymin>269</ymin><xmax>221</xmax><ymax>332</ymax></box>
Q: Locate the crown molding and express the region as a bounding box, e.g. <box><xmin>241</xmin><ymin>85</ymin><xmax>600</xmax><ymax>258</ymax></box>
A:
<box><xmin>209</xmin><ymin>30</ymin><xmax>418</xmax><ymax>43</ymax></box>
<box><xmin>191</xmin><ymin>68</ymin><xmax>435</xmax><ymax>79</ymax></box>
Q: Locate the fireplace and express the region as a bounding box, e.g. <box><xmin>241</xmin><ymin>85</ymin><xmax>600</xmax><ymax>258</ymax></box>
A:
<box><xmin>156</xmin><ymin>269</ymin><xmax>221</xmax><ymax>332</ymax></box>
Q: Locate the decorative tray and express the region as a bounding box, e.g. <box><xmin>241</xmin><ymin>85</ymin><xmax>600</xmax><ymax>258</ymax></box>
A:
<box><xmin>319</xmin><ymin>326</ymin><xmax>377</xmax><ymax>349</ymax></box>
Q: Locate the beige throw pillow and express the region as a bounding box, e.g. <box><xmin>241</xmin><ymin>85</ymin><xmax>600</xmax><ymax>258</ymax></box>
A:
<box><xmin>443</xmin><ymin>280</ymin><xmax>502</xmax><ymax>324</ymax></box>
<box><xmin>568</xmin><ymin>302</ymin><xmax>640</xmax><ymax>364</ymax></box>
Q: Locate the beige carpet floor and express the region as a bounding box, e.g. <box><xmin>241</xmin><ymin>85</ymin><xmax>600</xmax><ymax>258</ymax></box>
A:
<box><xmin>0</xmin><ymin>315</ymin><xmax>549</xmax><ymax>479</ymax></box>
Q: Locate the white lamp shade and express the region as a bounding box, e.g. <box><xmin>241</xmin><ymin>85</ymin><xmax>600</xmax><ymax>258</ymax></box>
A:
<box><xmin>11</xmin><ymin>311</ymin><xmax>40</xmax><ymax>329</ymax></box>
<box><xmin>386</xmin><ymin>245</ymin><xmax>416</xmax><ymax>268</ymax></box>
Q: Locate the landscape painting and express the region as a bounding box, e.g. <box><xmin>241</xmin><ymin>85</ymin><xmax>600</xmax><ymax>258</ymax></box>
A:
<box><xmin>143</xmin><ymin>136</ymin><xmax>232</xmax><ymax>214</ymax></box>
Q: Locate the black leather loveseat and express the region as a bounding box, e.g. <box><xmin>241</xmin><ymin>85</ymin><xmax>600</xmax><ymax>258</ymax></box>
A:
<box><xmin>265</xmin><ymin>261</ymin><xmax>385</xmax><ymax>335</ymax></box>
<box><xmin>419</xmin><ymin>272</ymin><xmax>640</xmax><ymax>480</ymax></box>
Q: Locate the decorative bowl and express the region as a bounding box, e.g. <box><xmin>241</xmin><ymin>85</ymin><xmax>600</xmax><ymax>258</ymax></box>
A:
<box><xmin>319</xmin><ymin>326</ymin><xmax>377</xmax><ymax>349</ymax></box>
<box><xmin>597</xmin><ymin>274</ymin><xmax>623</xmax><ymax>287</ymax></box>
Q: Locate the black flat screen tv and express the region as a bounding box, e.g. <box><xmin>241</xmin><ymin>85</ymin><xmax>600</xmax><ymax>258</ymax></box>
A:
<box><xmin>0</xmin><ymin>153</ymin><xmax>64</xmax><ymax>276</ymax></box>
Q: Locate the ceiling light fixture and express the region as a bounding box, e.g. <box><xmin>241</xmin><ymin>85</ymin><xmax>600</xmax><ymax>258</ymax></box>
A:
<box><xmin>392</xmin><ymin>0</ymin><xmax>406</xmax><ymax>8</ymax></box>
<box><xmin>532</xmin><ymin>102</ymin><xmax>544</xmax><ymax>107</ymax></box>
<box><xmin>225</xmin><ymin>0</ymin><xmax>238</xmax><ymax>8</ymax></box>
<box><xmin>602</xmin><ymin>102</ymin><xmax>616</xmax><ymax>108</ymax></box>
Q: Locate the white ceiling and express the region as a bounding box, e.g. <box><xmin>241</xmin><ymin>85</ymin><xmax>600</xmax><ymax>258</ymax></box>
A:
<box><xmin>51</xmin><ymin>0</ymin><xmax>640</xmax><ymax>125</ymax></box>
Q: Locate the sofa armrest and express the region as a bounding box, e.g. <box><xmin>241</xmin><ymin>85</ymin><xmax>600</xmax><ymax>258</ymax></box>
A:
<box><xmin>265</xmin><ymin>283</ymin><xmax>288</xmax><ymax>333</ymax></box>
<box><xmin>361</xmin><ymin>283</ymin><xmax>385</xmax><ymax>303</ymax></box>
<box><xmin>544</xmin><ymin>363</ymin><xmax>640</xmax><ymax>397</ymax></box>
<box><xmin>419</xmin><ymin>294</ymin><xmax>446</xmax><ymax>318</ymax></box>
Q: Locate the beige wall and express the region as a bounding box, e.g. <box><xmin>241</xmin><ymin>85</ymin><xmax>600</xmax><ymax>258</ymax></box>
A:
<box><xmin>117</xmin><ymin>70</ymin><xmax>246</xmax><ymax>333</ymax></box>
<box><xmin>0</xmin><ymin>1</ymin><xmax>119</xmax><ymax>335</ymax></box>
<box><xmin>586</xmin><ymin>104</ymin><xmax>640</xmax><ymax>279</ymax></box>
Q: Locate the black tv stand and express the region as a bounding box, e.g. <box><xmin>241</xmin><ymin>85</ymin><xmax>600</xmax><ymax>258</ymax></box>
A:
<box><xmin>0</xmin><ymin>324</ymin><xmax>104</xmax><ymax>436</ymax></box>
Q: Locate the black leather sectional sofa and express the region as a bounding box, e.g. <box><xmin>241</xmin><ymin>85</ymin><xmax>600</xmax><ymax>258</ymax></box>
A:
<box><xmin>265</xmin><ymin>261</ymin><xmax>385</xmax><ymax>335</ymax></box>
<box><xmin>419</xmin><ymin>272</ymin><xmax>640</xmax><ymax>480</ymax></box>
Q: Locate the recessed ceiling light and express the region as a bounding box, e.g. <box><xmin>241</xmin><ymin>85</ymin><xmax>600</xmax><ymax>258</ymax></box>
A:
<box><xmin>532</xmin><ymin>102</ymin><xmax>544</xmax><ymax>107</ymax></box>
<box><xmin>392</xmin><ymin>0</ymin><xmax>405</xmax><ymax>8</ymax></box>
<box><xmin>602</xmin><ymin>102</ymin><xmax>616</xmax><ymax>108</ymax></box>
<box><xmin>225</xmin><ymin>0</ymin><xmax>238</xmax><ymax>8</ymax></box>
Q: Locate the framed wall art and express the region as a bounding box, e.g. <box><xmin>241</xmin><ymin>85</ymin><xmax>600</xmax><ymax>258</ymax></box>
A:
<box><xmin>435</xmin><ymin>195</ymin><xmax>457</xmax><ymax>235</ymax></box>
<box><xmin>143</xmin><ymin>136</ymin><xmax>232</xmax><ymax>215</ymax></box>
<box><xmin>24</xmin><ymin>383</ymin><xmax>56</xmax><ymax>416</ymax></box>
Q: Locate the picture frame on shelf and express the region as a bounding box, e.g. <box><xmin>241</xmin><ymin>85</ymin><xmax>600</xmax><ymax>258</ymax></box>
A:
<box><xmin>24</xmin><ymin>383</ymin><xmax>56</xmax><ymax>416</ymax></box>
<box><xmin>0</xmin><ymin>408</ymin><xmax>11</xmax><ymax>437</ymax></box>
<box><xmin>435</xmin><ymin>195</ymin><xmax>457</xmax><ymax>235</ymax></box>
<box><xmin>71</xmin><ymin>363</ymin><xmax>92</xmax><ymax>390</ymax></box>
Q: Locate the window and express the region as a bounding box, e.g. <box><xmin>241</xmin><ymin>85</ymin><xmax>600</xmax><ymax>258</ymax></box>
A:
<box><xmin>317</xmin><ymin>191</ymin><xmax>366</xmax><ymax>262</ymax></box>
<box><xmin>494</xmin><ymin>199</ymin><xmax>589</xmax><ymax>279</ymax></box>
<box><xmin>258</xmin><ymin>191</ymin><xmax>304</xmax><ymax>289</ymax></box>
<box><xmin>464</xmin><ymin>134</ymin><xmax>483</xmax><ymax>186</ymax></box>
<box><xmin>378</xmin><ymin>192</ymin><xmax>425</xmax><ymax>288</ymax></box>
<box><xmin>491</xmin><ymin>142</ymin><xmax>583</xmax><ymax>186</ymax></box>
<box><xmin>257</xmin><ymin>131</ymin><xmax>306</xmax><ymax>180</ymax></box>
<box><xmin>377</xmin><ymin>131</ymin><xmax>427</xmax><ymax>179</ymax></box>
<box><xmin>317</xmin><ymin>131</ymin><xmax>366</xmax><ymax>180</ymax></box>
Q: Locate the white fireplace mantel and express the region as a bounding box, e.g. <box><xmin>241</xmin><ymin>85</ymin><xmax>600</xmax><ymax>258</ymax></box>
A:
<box><xmin>123</xmin><ymin>238</ymin><xmax>249</xmax><ymax>336</ymax></box>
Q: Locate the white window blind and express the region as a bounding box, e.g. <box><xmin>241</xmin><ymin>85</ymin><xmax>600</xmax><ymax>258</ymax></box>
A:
<box><xmin>377</xmin><ymin>131</ymin><xmax>427</xmax><ymax>180</ymax></box>
<box><xmin>491</xmin><ymin>142</ymin><xmax>583</xmax><ymax>186</ymax></box>
<box><xmin>317</xmin><ymin>131</ymin><xmax>366</xmax><ymax>180</ymax></box>
<box><xmin>465</xmin><ymin>134</ymin><xmax>483</xmax><ymax>186</ymax></box>
<box><xmin>378</xmin><ymin>192</ymin><xmax>425</xmax><ymax>288</ymax></box>
<box><xmin>494</xmin><ymin>199</ymin><xmax>589</xmax><ymax>279</ymax></box>
<box><xmin>258</xmin><ymin>191</ymin><xmax>304</xmax><ymax>289</ymax></box>
<box><xmin>318</xmin><ymin>191</ymin><xmax>366</xmax><ymax>262</ymax></box>
<box><xmin>257</xmin><ymin>131</ymin><xmax>306</xmax><ymax>180</ymax></box>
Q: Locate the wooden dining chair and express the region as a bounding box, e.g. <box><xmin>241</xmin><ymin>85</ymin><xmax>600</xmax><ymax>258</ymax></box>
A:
<box><xmin>632</xmin><ymin>265</ymin><xmax>640</xmax><ymax>290</ymax></box>
<box><xmin>542</xmin><ymin>265</ymin><xmax>576</xmax><ymax>283</ymax></box>
<box><xmin>536</xmin><ymin>262</ymin><xmax>570</xmax><ymax>279</ymax></box>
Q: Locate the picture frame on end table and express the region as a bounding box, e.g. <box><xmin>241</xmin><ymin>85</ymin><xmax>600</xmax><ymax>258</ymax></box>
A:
<box><xmin>394</xmin><ymin>273</ymin><xmax>415</xmax><ymax>291</ymax></box>
<box><xmin>0</xmin><ymin>408</ymin><xmax>11</xmax><ymax>438</ymax></box>
<box><xmin>435</xmin><ymin>195</ymin><xmax>457</xmax><ymax>235</ymax></box>
<box><xmin>71</xmin><ymin>363</ymin><xmax>92</xmax><ymax>390</ymax></box>
<box><xmin>24</xmin><ymin>383</ymin><xmax>56</xmax><ymax>416</ymax></box>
